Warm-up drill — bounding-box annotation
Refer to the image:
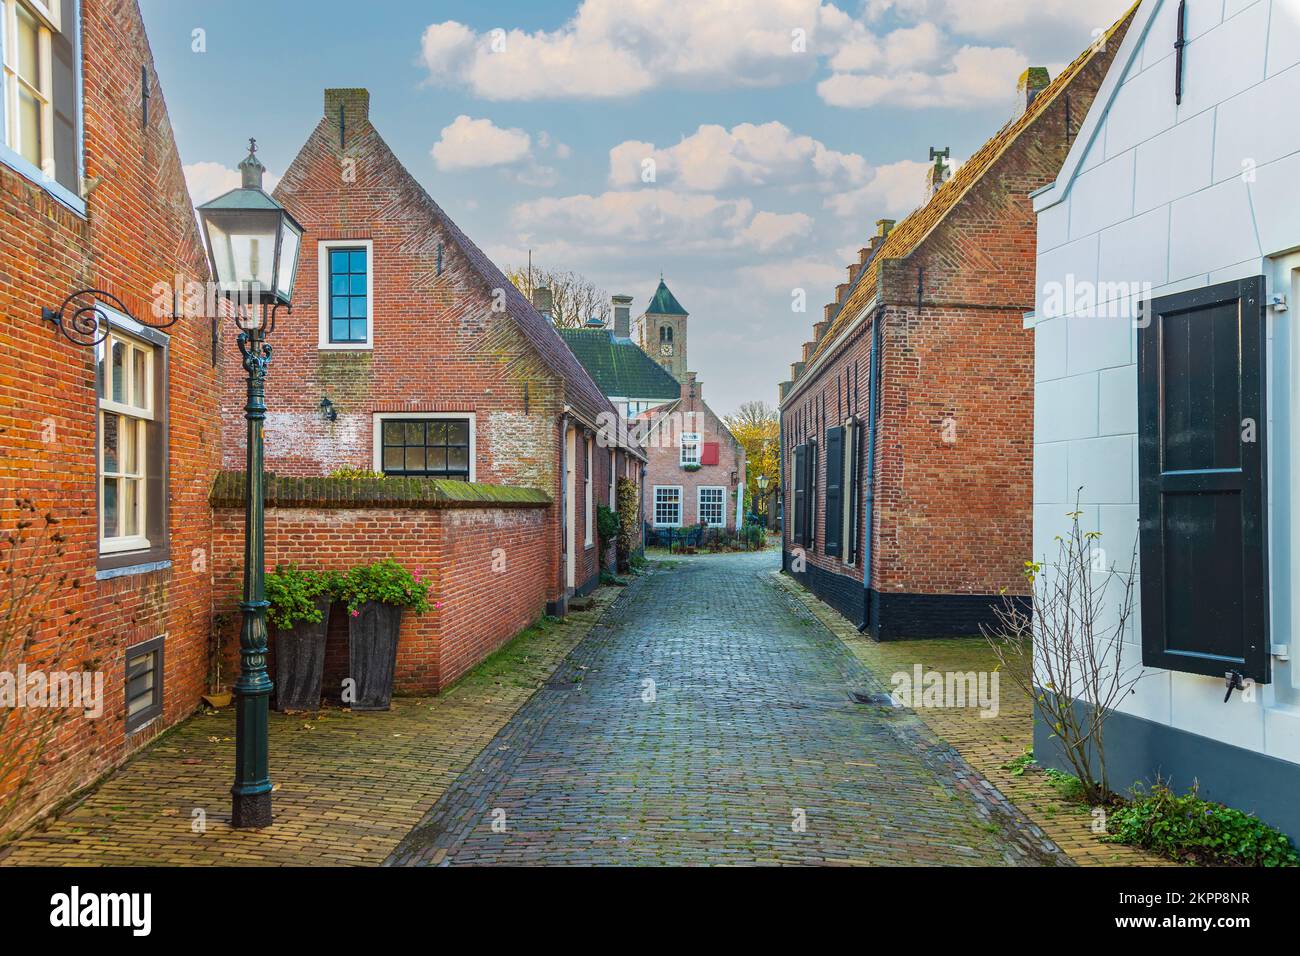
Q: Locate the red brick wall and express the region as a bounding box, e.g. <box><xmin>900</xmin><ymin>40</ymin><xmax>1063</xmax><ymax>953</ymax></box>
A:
<box><xmin>0</xmin><ymin>0</ymin><xmax>219</xmax><ymax>835</ymax></box>
<box><xmin>780</xmin><ymin>39</ymin><xmax>1122</xmax><ymax>607</ymax></box>
<box><xmin>643</xmin><ymin>378</ymin><xmax>745</xmax><ymax>532</ymax></box>
<box><xmin>211</xmin><ymin>503</ymin><xmax>550</xmax><ymax>694</ymax></box>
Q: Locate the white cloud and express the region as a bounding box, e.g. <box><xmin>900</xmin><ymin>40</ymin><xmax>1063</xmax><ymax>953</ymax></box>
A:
<box><xmin>609</xmin><ymin>122</ymin><xmax>870</xmax><ymax>193</ymax></box>
<box><xmin>510</xmin><ymin>189</ymin><xmax>812</xmax><ymax>258</ymax></box>
<box><xmin>865</xmin><ymin>0</ymin><xmax>1132</xmax><ymax>46</ymax></box>
<box><xmin>430</xmin><ymin>115</ymin><xmax>559</xmax><ymax>186</ymax></box>
<box><xmin>183</xmin><ymin>161</ymin><xmax>280</xmax><ymax>206</ymax></box>
<box><xmin>418</xmin><ymin>0</ymin><xmax>1050</xmax><ymax>112</ymax></box>
<box><xmin>824</xmin><ymin>159</ymin><xmax>930</xmax><ymax>219</ymax></box>
<box><xmin>819</xmin><ymin>44</ymin><xmax>1028</xmax><ymax>109</ymax></box>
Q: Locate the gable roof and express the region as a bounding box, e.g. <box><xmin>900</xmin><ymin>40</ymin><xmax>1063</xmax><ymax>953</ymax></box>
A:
<box><xmin>645</xmin><ymin>279</ymin><xmax>689</xmax><ymax>316</ymax></box>
<box><xmin>794</xmin><ymin>2</ymin><xmax>1140</xmax><ymax>384</ymax></box>
<box><xmin>557</xmin><ymin>327</ymin><xmax>682</xmax><ymax>402</ymax></box>
<box><xmin>273</xmin><ymin>103</ymin><xmax>622</xmax><ymax>438</ymax></box>
<box><xmin>1035</xmin><ymin>0</ymin><xmax>1161</xmax><ymax>213</ymax></box>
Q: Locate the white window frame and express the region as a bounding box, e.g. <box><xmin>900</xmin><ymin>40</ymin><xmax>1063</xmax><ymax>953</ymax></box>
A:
<box><xmin>0</xmin><ymin>0</ymin><xmax>83</xmax><ymax>213</ymax></box>
<box><xmin>318</xmin><ymin>238</ymin><xmax>374</xmax><ymax>350</ymax></box>
<box><xmin>371</xmin><ymin>411</ymin><xmax>476</xmax><ymax>482</ymax></box>
<box><xmin>583</xmin><ymin>435</ymin><xmax>594</xmax><ymax>548</ymax></box>
<box><xmin>698</xmin><ymin>486</ymin><xmax>726</xmax><ymax>529</ymax></box>
<box><xmin>98</xmin><ymin>327</ymin><xmax>155</xmax><ymax>555</ymax></box>
<box><xmin>680</xmin><ymin>432</ymin><xmax>701</xmax><ymax>467</ymax></box>
<box><xmin>653</xmin><ymin>485</ymin><xmax>682</xmax><ymax>528</ymax></box>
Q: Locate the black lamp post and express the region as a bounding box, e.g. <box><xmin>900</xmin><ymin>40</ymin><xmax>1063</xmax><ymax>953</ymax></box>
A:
<box><xmin>197</xmin><ymin>139</ymin><xmax>303</xmax><ymax>829</ymax></box>
<box><xmin>757</xmin><ymin>473</ymin><xmax>770</xmax><ymax>527</ymax></box>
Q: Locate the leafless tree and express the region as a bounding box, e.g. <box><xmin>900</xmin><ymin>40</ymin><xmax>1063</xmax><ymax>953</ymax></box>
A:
<box><xmin>506</xmin><ymin>264</ymin><xmax>610</xmax><ymax>329</ymax></box>
<box><xmin>982</xmin><ymin>491</ymin><xmax>1144</xmax><ymax>804</ymax></box>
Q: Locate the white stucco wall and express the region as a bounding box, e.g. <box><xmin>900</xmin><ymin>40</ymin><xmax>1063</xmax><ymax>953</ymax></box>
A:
<box><xmin>1032</xmin><ymin>0</ymin><xmax>1300</xmax><ymax>764</ymax></box>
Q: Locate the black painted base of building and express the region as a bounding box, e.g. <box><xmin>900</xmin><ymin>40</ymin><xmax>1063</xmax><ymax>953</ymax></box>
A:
<box><xmin>1034</xmin><ymin>691</ymin><xmax>1300</xmax><ymax>842</ymax></box>
<box><xmin>782</xmin><ymin>549</ymin><xmax>1026</xmax><ymax>640</ymax></box>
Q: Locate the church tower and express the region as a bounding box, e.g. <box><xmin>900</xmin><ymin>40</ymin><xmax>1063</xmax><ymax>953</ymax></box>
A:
<box><xmin>638</xmin><ymin>278</ymin><xmax>689</xmax><ymax>383</ymax></box>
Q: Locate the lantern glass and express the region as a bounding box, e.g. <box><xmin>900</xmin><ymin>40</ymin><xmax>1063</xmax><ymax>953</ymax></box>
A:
<box><xmin>275</xmin><ymin>219</ymin><xmax>302</xmax><ymax>302</ymax></box>
<box><xmin>201</xmin><ymin>208</ymin><xmax>283</xmax><ymax>299</ymax></box>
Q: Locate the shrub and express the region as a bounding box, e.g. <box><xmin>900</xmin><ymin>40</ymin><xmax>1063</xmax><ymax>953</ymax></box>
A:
<box><xmin>596</xmin><ymin>504</ymin><xmax>621</xmax><ymax>572</ymax></box>
<box><xmin>1104</xmin><ymin>781</ymin><xmax>1299</xmax><ymax>867</ymax></box>
<box><xmin>328</xmin><ymin>467</ymin><xmax>385</xmax><ymax>479</ymax></box>
<box><xmin>335</xmin><ymin>559</ymin><xmax>432</xmax><ymax>615</ymax></box>
<box><xmin>615</xmin><ymin>477</ymin><xmax>640</xmax><ymax>572</ymax></box>
<box><xmin>265</xmin><ymin>564</ymin><xmax>336</xmax><ymax>632</ymax></box>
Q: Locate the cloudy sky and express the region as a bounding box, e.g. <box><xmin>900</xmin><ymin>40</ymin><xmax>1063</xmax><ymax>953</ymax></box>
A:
<box><xmin>142</xmin><ymin>0</ymin><xmax>1135</xmax><ymax>416</ymax></box>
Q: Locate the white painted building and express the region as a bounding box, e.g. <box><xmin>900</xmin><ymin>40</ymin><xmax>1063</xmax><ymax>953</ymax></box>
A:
<box><xmin>1031</xmin><ymin>0</ymin><xmax>1300</xmax><ymax>837</ymax></box>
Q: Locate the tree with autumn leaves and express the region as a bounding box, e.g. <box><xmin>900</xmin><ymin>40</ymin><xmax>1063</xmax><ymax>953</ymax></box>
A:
<box><xmin>724</xmin><ymin>401</ymin><xmax>779</xmax><ymax>519</ymax></box>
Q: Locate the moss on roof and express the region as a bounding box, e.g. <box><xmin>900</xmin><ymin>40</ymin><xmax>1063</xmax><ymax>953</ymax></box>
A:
<box><xmin>557</xmin><ymin>327</ymin><xmax>681</xmax><ymax>401</ymax></box>
<box><xmin>801</xmin><ymin>2</ymin><xmax>1139</xmax><ymax>373</ymax></box>
<box><xmin>209</xmin><ymin>472</ymin><xmax>551</xmax><ymax>509</ymax></box>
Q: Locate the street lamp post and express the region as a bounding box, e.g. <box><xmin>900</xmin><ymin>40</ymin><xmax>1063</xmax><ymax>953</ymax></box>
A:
<box><xmin>197</xmin><ymin>140</ymin><xmax>303</xmax><ymax>829</ymax></box>
<box><xmin>757</xmin><ymin>473</ymin><xmax>770</xmax><ymax>528</ymax></box>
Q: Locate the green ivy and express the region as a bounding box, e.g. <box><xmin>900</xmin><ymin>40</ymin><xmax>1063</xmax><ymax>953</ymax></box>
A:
<box><xmin>265</xmin><ymin>564</ymin><xmax>337</xmax><ymax>632</ymax></box>
<box><xmin>335</xmin><ymin>558</ymin><xmax>432</xmax><ymax>615</ymax></box>
<box><xmin>1104</xmin><ymin>782</ymin><xmax>1299</xmax><ymax>867</ymax></box>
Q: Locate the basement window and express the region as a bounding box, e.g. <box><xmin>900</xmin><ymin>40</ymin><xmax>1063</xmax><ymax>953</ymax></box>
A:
<box><xmin>124</xmin><ymin>635</ymin><xmax>164</xmax><ymax>733</ymax></box>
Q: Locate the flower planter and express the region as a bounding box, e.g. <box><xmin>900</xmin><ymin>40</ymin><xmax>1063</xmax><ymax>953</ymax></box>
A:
<box><xmin>273</xmin><ymin>596</ymin><xmax>333</xmax><ymax>712</ymax></box>
<box><xmin>348</xmin><ymin>600</ymin><xmax>404</xmax><ymax>711</ymax></box>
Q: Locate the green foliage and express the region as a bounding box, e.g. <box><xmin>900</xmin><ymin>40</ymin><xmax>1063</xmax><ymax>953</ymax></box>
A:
<box><xmin>682</xmin><ymin>463</ymin><xmax>702</xmax><ymax>473</ymax></box>
<box><xmin>327</xmin><ymin>467</ymin><xmax>385</xmax><ymax>479</ymax></box>
<box><xmin>335</xmin><ymin>558</ymin><xmax>432</xmax><ymax>615</ymax></box>
<box><xmin>596</xmin><ymin>504</ymin><xmax>621</xmax><ymax>571</ymax></box>
<box><xmin>615</xmin><ymin>477</ymin><xmax>640</xmax><ymax>572</ymax></box>
<box><xmin>265</xmin><ymin>564</ymin><xmax>336</xmax><ymax>632</ymax></box>
<box><xmin>1104</xmin><ymin>781</ymin><xmax>1299</xmax><ymax>867</ymax></box>
<box><xmin>1004</xmin><ymin>748</ymin><xmax>1037</xmax><ymax>776</ymax></box>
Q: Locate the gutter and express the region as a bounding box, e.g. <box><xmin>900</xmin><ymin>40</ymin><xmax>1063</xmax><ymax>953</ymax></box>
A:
<box><xmin>861</xmin><ymin>306</ymin><xmax>884</xmax><ymax>635</ymax></box>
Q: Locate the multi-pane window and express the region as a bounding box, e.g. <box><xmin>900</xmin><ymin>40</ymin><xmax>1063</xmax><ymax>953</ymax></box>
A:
<box><xmin>1</xmin><ymin>0</ymin><xmax>79</xmax><ymax>196</ymax></box>
<box><xmin>98</xmin><ymin>331</ymin><xmax>154</xmax><ymax>553</ymax></box>
<box><xmin>654</xmin><ymin>486</ymin><xmax>682</xmax><ymax>527</ymax></box>
<box><xmin>680</xmin><ymin>435</ymin><xmax>700</xmax><ymax>466</ymax></box>
<box><xmin>699</xmin><ymin>487</ymin><xmax>725</xmax><ymax>528</ymax></box>
<box><xmin>124</xmin><ymin>635</ymin><xmax>164</xmax><ymax>733</ymax></box>
<box><xmin>379</xmin><ymin>418</ymin><xmax>471</xmax><ymax>479</ymax></box>
<box><xmin>328</xmin><ymin>247</ymin><xmax>368</xmax><ymax>343</ymax></box>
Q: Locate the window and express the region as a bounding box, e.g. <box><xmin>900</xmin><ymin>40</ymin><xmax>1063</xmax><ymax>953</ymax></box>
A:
<box><xmin>680</xmin><ymin>433</ymin><xmax>701</xmax><ymax>467</ymax></box>
<box><xmin>97</xmin><ymin>322</ymin><xmax>166</xmax><ymax>563</ymax></box>
<box><xmin>584</xmin><ymin>436</ymin><xmax>594</xmax><ymax>548</ymax></box>
<box><xmin>843</xmin><ymin>420</ymin><xmax>859</xmax><ymax>566</ymax></box>
<box><xmin>608</xmin><ymin>450</ymin><xmax>616</xmax><ymax>509</ymax></box>
<box><xmin>318</xmin><ymin>239</ymin><xmax>373</xmax><ymax>349</ymax></box>
<box><xmin>699</xmin><ymin>487</ymin><xmax>726</xmax><ymax>528</ymax></box>
<box><xmin>1</xmin><ymin>0</ymin><xmax>81</xmax><ymax>205</ymax></box>
<box><xmin>375</xmin><ymin>415</ymin><xmax>473</xmax><ymax>480</ymax></box>
<box><xmin>124</xmin><ymin>635</ymin><xmax>164</xmax><ymax>733</ymax></box>
<box><xmin>653</xmin><ymin>486</ymin><xmax>682</xmax><ymax>527</ymax></box>
<box><xmin>660</xmin><ymin>325</ymin><xmax>672</xmax><ymax>343</ymax></box>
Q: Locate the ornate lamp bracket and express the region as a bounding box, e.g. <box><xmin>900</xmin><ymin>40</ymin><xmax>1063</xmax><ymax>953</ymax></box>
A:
<box><xmin>42</xmin><ymin>288</ymin><xmax>181</xmax><ymax>348</ymax></box>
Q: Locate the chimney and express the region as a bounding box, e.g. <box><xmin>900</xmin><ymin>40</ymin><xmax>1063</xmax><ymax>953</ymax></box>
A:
<box><xmin>835</xmin><ymin>282</ymin><xmax>850</xmax><ymax>305</ymax></box>
<box><xmin>1018</xmin><ymin>67</ymin><xmax>1051</xmax><ymax>113</ymax></box>
<box><xmin>812</xmin><ymin>320</ymin><xmax>829</xmax><ymax>341</ymax></box>
<box><xmin>532</xmin><ymin>285</ymin><xmax>555</xmax><ymax>323</ymax></box>
<box><xmin>823</xmin><ymin>303</ymin><xmax>838</xmax><ymax>322</ymax></box>
<box><xmin>324</xmin><ymin>89</ymin><xmax>370</xmax><ymax>145</ymax></box>
<box><xmin>926</xmin><ymin>148</ymin><xmax>951</xmax><ymax>198</ymax></box>
<box><xmin>877</xmin><ymin>218</ymin><xmax>896</xmax><ymax>238</ymax></box>
<box><xmin>791</xmin><ymin>360</ymin><xmax>806</xmax><ymax>380</ymax></box>
<box><xmin>612</xmin><ymin>294</ymin><xmax>633</xmax><ymax>339</ymax></box>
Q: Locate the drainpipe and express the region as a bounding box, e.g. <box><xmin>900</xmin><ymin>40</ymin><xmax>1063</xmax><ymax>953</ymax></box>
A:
<box><xmin>558</xmin><ymin>412</ymin><xmax>569</xmax><ymax>612</ymax></box>
<box><xmin>861</xmin><ymin>307</ymin><xmax>883</xmax><ymax>635</ymax></box>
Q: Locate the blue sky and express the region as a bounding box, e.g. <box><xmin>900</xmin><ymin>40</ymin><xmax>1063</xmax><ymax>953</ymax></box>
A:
<box><xmin>140</xmin><ymin>0</ymin><xmax>1135</xmax><ymax>416</ymax></box>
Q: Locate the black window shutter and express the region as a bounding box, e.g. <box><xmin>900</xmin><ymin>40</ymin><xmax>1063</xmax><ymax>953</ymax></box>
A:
<box><xmin>806</xmin><ymin>439</ymin><xmax>817</xmax><ymax>549</ymax></box>
<box><xmin>846</xmin><ymin>422</ymin><xmax>860</xmax><ymax>564</ymax></box>
<box><xmin>824</xmin><ymin>426</ymin><xmax>844</xmax><ymax>556</ymax></box>
<box><xmin>793</xmin><ymin>444</ymin><xmax>807</xmax><ymax>547</ymax></box>
<box><xmin>1138</xmin><ymin>276</ymin><xmax>1270</xmax><ymax>683</ymax></box>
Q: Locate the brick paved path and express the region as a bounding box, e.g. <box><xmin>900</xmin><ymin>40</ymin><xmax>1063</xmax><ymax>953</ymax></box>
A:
<box><xmin>387</xmin><ymin>551</ymin><xmax>1067</xmax><ymax>866</ymax></box>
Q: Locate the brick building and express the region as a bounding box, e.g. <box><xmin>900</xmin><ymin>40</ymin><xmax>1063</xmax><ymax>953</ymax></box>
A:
<box><xmin>778</xmin><ymin>11</ymin><xmax>1134</xmax><ymax>639</ymax></box>
<box><xmin>625</xmin><ymin>280</ymin><xmax>745</xmax><ymax>535</ymax></box>
<box><xmin>213</xmin><ymin>89</ymin><xmax>644</xmax><ymax>693</ymax></box>
<box><xmin>0</xmin><ymin>0</ymin><xmax>220</xmax><ymax>835</ymax></box>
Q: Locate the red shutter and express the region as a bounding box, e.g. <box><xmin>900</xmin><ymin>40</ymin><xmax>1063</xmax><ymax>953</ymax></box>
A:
<box><xmin>701</xmin><ymin>442</ymin><xmax>720</xmax><ymax>466</ymax></box>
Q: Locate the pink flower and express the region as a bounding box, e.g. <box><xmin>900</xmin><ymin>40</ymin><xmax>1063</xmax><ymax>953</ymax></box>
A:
<box><xmin>434</xmin><ymin>602</ymin><xmax>444</xmax><ymax>610</ymax></box>
<box><xmin>350</xmin><ymin>609</ymin><xmax>360</xmax><ymax>618</ymax></box>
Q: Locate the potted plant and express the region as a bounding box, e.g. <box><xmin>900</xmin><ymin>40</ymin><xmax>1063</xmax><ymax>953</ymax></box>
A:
<box><xmin>203</xmin><ymin>612</ymin><xmax>233</xmax><ymax>708</ymax></box>
<box><xmin>336</xmin><ymin>559</ymin><xmax>432</xmax><ymax>711</ymax></box>
<box><xmin>266</xmin><ymin>564</ymin><xmax>337</xmax><ymax>712</ymax></box>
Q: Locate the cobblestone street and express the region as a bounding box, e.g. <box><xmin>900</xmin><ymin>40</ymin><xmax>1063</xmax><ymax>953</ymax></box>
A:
<box><xmin>387</xmin><ymin>551</ymin><xmax>1066</xmax><ymax>866</ymax></box>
